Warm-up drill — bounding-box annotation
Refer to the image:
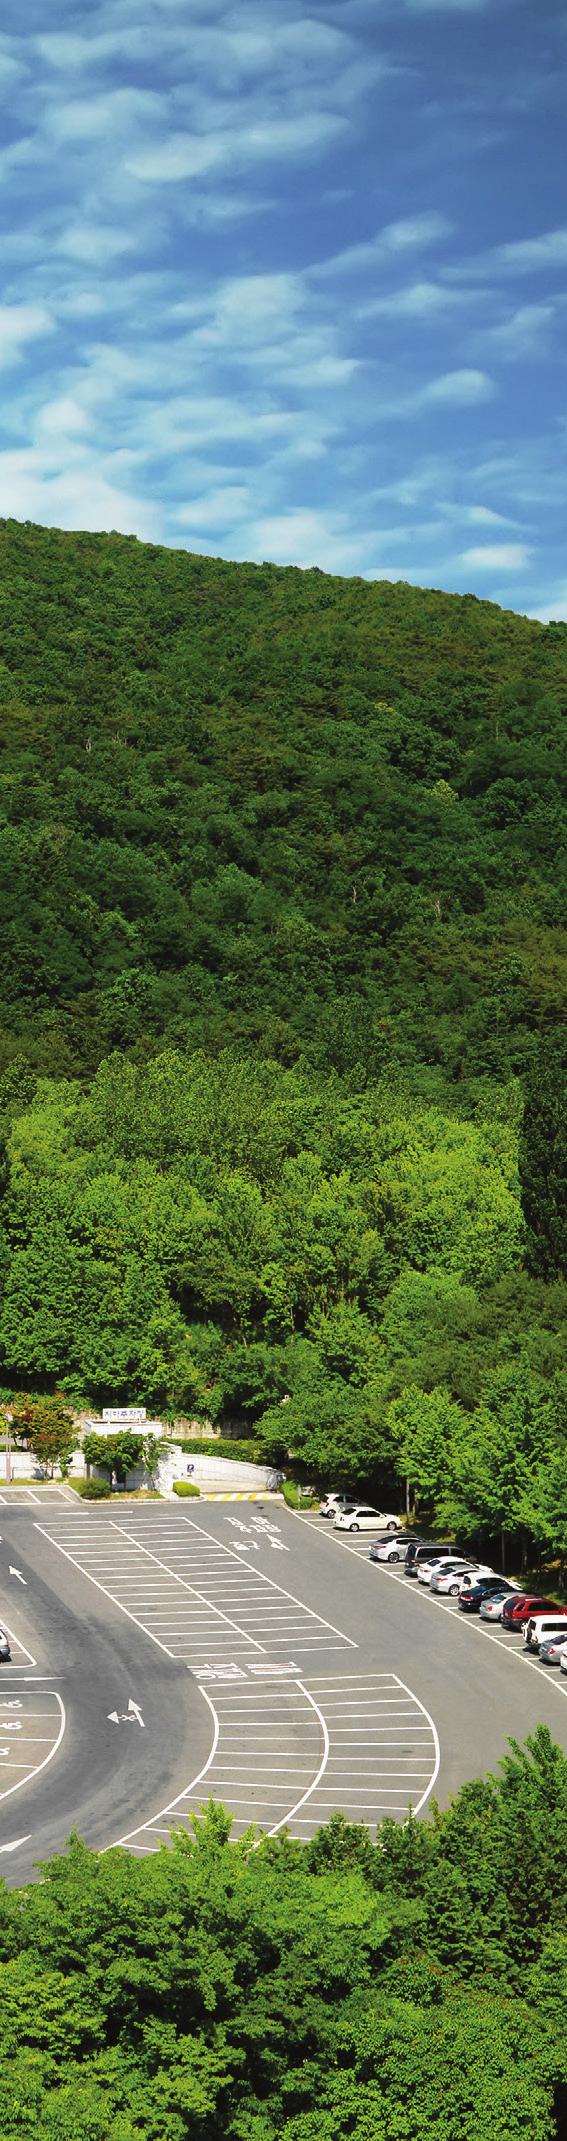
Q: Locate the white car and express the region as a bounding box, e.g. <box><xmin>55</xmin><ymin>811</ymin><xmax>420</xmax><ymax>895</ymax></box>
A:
<box><xmin>319</xmin><ymin>1492</ymin><xmax>356</xmax><ymax>1519</ymax></box>
<box><xmin>458</xmin><ymin>1566</ymin><xmax>494</xmax><ymax>1591</ymax></box>
<box><xmin>523</xmin><ymin>1612</ymin><xmax>567</xmax><ymax>1653</ymax></box>
<box><xmin>417</xmin><ymin>1555</ymin><xmax>470</xmax><ymax>1587</ymax></box>
<box><xmin>334</xmin><ymin>1503</ymin><xmax>399</xmax><ymax>1533</ymax></box>
<box><xmin>431</xmin><ymin>1563</ymin><xmax>492</xmax><ymax>1597</ymax></box>
<box><xmin>560</xmin><ymin>1648</ymin><xmax>567</xmax><ymax>1677</ymax></box>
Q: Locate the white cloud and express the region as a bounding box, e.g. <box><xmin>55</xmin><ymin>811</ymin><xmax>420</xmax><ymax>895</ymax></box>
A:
<box><xmin>0</xmin><ymin>0</ymin><xmax>559</xmax><ymax>610</ymax></box>
<box><xmin>127</xmin><ymin>109</ymin><xmax>347</xmax><ymax>184</ymax></box>
<box><xmin>361</xmin><ymin>279</ymin><xmax>458</xmax><ymax>319</ymax></box>
<box><xmin>194</xmin><ymin>271</ymin><xmax>303</xmax><ymax>344</ymax></box>
<box><xmin>126</xmin><ymin>134</ymin><xmax>226</xmax><ymax>184</ymax></box>
<box><xmin>0</xmin><ymin>50</ymin><xmax>24</xmax><ymax>86</ymax></box>
<box><xmin>175</xmin><ymin>484</ymin><xmax>251</xmax><ymax>529</ymax></box>
<box><xmin>0</xmin><ymin>443</ymin><xmax>159</xmax><ymax>540</ymax></box>
<box><xmin>497</xmin><ymin>228</ymin><xmax>567</xmax><ymax>272</ymax></box>
<box><xmin>399</xmin><ymin>368</ymin><xmax>494</xmax><ymax>411</ymax></box>
<box><xmin>56</xmin><ymin>223</ymin><xmax>139</xmax><ymax>264</ymax></box>
<box><xmin>230</xmin><ymin>505</ymin><xmax>375</xmax><ymax>573</ymax></box>
<box><xmin>417</xmin><ymin>363</ymin><xmax>492</xmax><ymax>402</ymax></box>
<box><xmin>475</xmin><ymin>303</ymin><xmax>555</xmax><ymax>359</ymax></box>
<box><xmin>423</xmin><ymin>368</ymin><xmax>492</xmax><ymax>404</ymax></box>
<box><xmin>35</xmin><ymin>397</ymin><xmax>92</xmax><ymax>440</ymax></box>
<box><xmin>314</xmin><ymin>211</ymin><xmax>452</xmax><ymax>279</ymax></box>
<box><xmin>530</xmin><ymin>587</ymin><xmax>567</xmax><ymax>624</ymax></box>
<box><xmin>45</xmin><ymin>87</ymin><xmax>165</xmax><ymax>145</ymax></box>
<box><xmin>464</xmin><ymin>504</ymin><xmax>514</xmax><ymax>526</ymax></box>
<box><xmin>460</xmin><ymin>543</ymin><xmax>530</xmax><ymax>571</ymax></box>
<box><xmin>447</xmin><ymin>226</ymin><xmax>567</xmax><ymax>285</ymax></box>
<box><xmin>0</xmin><ymin>303</ymin><xmax>54</xmax><ymax>365</ymax></box>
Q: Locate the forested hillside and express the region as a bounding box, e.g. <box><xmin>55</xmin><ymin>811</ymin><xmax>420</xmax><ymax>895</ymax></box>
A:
<box><xmin>0</xmin><ymin>519</ymin><xmax>565</xmax><ymax>1548</ymax></box>
<box><xmin>1</xmin><ymin>518</ymin><xmax>565</xmax><ymax>1088</ymax></box>
<box><xmin>2</xmin><ymin>1731</ymin><xmax>567</xmax><ymax>2141</ymax></box>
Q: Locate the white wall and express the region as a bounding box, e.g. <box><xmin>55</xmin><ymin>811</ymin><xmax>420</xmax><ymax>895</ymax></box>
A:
<box><xmin>157</xmin><ymin>1446</ymin><xmax>282</xmax><ymax>1496</ymax></box>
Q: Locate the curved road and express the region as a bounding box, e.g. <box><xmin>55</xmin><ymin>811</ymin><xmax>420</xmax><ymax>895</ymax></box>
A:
<box><xmin>1</xmin><ymin>1500</ymin><xmax>566</xmax><ymax>1883</ymax></box>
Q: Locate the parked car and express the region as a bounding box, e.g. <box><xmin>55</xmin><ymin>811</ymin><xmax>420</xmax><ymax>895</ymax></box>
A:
<box><xmin>369</xmin><ymin>1535</ymin><xmax>411</xmax><ymax>1564</ymax></box>
<box><xmin>430</xmin><ymin>1562</ymin><xmax>484</xmax><ymax>1595</ymax></box>
<box><xmin>0</xmin><ymin>1627</ymin><xmax>11</xmax><ymax>1663</ymax></box>
<box><xmin>405</xmin><ymin>1542</ymin><xmax>454</xmax><ymax>1578</ymax></box>
<box><xmin>460</xmin><ymin>1579</ymin><xmax>516</xmax><ymax>1615</ymax></box>
<box><xmin>538</xmin><ymin>1630</ymin><xmax>567</xmax><ymax>1665</ymax></box>
<box><xmin>432</xmin><ymin>1561</ymin><xmax>494</xmax><ymax>1596</ymax></box>
<box><xmin>418</xmin><ymin>1555</ymin><xmax>476</xmax><ymax>1588</ymax></box>
<box><xmin>560</xmin><ymin>1648</ymin><xmax>567</xmax><ymax>1677</ymax></box>
<box><xmin>458</xmin><ymin>1567</ymin><xmax>497</xmax><ymax>1593</ymax></box>
<box><xmin>319</xmin><ymin>1493</ymin><xmax>356</xmax><ymax>1519</ymax></box>
<box><xmin>523</xmin><ymin>1613</ymin><xmax>567</xmax><ymax>1653</ymax></box>
<box><xmin>334</xmin><ymin>1503</ymin><xmax>399</xmax><ymax>1533</ymax></box>
<box><xmin>501</xmin><ymin>1594</ymin><xmax>558</xmax><ymax>1629</ymax></box>
<box><xmin>480</xmin><ymin>1589</ymin><xmax>518</xmax><ymax>1621</ymax></box>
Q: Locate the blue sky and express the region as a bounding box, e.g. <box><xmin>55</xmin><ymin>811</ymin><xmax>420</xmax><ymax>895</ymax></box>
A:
<box><xmin>1</xmin><ymin>0</ymin><xmax>566</xmax><ymax>616</ymax></box>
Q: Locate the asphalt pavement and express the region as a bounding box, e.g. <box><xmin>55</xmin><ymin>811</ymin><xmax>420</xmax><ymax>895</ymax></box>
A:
<box><xmin>1</xmin><ymin>1498</ymin><xmax>566</xmax><ymax>1884</ymax></box>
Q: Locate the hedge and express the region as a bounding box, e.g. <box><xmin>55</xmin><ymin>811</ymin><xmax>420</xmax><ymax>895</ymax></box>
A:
<box><xmin>172</xmin><ymin>1481</ymin><xmax>201</xmax><ymax>1498</ymax></box>
<box><xmin>75</xmin><ymin>1478</ymin><xmax>111</xmax><ymax>1500</ymax></box>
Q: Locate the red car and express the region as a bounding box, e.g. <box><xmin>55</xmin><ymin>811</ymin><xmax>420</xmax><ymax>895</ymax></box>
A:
<box><xmin>501</xmin><ymin>1594</ymin><xmax>558</xmax><ymax>1629</ymax></box>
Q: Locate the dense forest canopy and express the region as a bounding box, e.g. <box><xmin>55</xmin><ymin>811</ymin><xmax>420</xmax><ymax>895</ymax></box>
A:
<box><xmin>0</xmin><ymin>519</ymin><xmax>565</xmax><ymax>1548</ymax></box>
<box><xmin>1</xmin><ymin>1731</ymin><xmax>567</xmax><ymax>2140</ymax></box>
<box><xmin>0</xmin><ymin>517</ymin><xmax>566</xmax><ymax>1090</ymax></box>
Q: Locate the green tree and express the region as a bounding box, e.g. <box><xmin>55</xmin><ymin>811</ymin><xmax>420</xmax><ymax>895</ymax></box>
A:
<box><xmin>520</xmin><ymin>1044</ymin><xmax>567</xmax><ymax>1278</ymax></box>
<box><xmin>6</xmin><ymin>1391</ymin><xmax>76</xmax><ymax>1476</ymax></box>
<box><xmin>82</xmin><ymin>1429</ymin><xmax>144</xmax><ymax>1483</ymax></box>
<box><xmin>387</xmin><ymin>1383</ymin><xmax>466</xmax><ymax>1516</ymax></box>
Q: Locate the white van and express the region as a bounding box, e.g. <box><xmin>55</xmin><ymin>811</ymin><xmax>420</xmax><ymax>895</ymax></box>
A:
<box><xmin>523</xmin><ymin>1612</ymin><xmax>567</xmax><ymax>1653</ymax></box>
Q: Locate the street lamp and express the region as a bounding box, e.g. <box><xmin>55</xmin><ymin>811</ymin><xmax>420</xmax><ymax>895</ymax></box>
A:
<box><xmin>5</xmin><ymin>1409</ymin><xmax>13</xmax><ymax>1485</ymax></box>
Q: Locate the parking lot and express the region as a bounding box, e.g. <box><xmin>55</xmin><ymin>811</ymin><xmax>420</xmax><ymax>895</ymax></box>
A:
<box><xmin>34</xmin><ymin>1505</ymin><xmax>438</xmax><ymax>1846</ymax></box>
<box><xmin>36</xmin><ymin>1506</ymin><xmax>358</xmax><ymax>1667</ymax></box>
<box><xmin>1</xmin><ymin>1499</ymin><xmax>567</xmax><ymax>1881</ymax></box>
<box><xmin>120</xmin><ymin>1669</ymin><xmax>438</xmax><ymax>1853</ymax></box>
<box><xmin>325</xmin><ymin>1521</ymin><xmax>567</xmax><ymax>1700</ymax></box>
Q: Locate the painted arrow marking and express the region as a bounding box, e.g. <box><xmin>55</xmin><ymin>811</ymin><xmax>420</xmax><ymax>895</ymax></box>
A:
<box><xmin>108</xmin><ymin>1698</ymin><xmax>145</xmax><ymax>1728</ymax></box>
<box><xmin>0</xmin><ymin>1836</ymin><xmax>31</xmax><ymax>1855</ymax></box>
<box><xmin>8</xmin><ymin>1567</ymin><xmax>26</xmax><ymax>1584</ymax></box>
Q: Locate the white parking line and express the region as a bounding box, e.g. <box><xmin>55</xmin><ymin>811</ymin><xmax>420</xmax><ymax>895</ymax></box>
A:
<box><xmin>0</xmin><ymin>1621</ymin><xmax>36</xmax><ymax>1667</ymax></box>
<box><xmin>0</xmin><ymin>1692</ymin><xmax>65</xmax><ymax>1805</ymax></box>
<box><xmin>126</xmin><ymin>1512</ymin><xmax>358</xmax><ymax>1645</ymax></box>
<box><xmin>37</xmin><ymin>1510</ymin><xmax>357</xmax><ymax>1667</ymax></box>
<box><xmin>306</xmin><ymin>1518</ymin><xmax>567</xmax><ymax>1702</ymax></box>
<box><xmin>112</xmin><ymin>1668</ymin><xmax>438</xmax><ymax>1858</ymax></box>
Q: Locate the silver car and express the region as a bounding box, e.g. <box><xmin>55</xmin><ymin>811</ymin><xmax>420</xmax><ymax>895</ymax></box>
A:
<box><xmin>538</xmin><ymin>1630</ymin><xmax>567</xmax><ymax>1665</ymax></box>
<box><xmin>479</xmin><ymin>1588</ymin><xmax>518</xmax><ymax>1620</ymax></box>
<box><xmin>0</xmin><ymin>1626</ymin><xmax>11</xmax><ymax>1663</ymax></box>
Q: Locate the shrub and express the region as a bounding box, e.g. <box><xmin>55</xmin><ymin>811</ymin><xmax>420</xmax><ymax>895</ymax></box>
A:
<box><xmin>282</xmin><ymin>1479</ymin><xmax>319</xmax><ymax>1510</ymax></box>
<box><xmin>177</xmin><ymin>1436</ymin><xmax>266</xmax><ymax>1464</ymax></box>
<box><xmin>75</xmin><ymin>1477</ymin><xmax>111</xmax><ymax>1500</ymax></box>
<box><xmin>172</xmin><ymin>1480</ymin><xmax>200</xmax><ymax>1497</ymax></box>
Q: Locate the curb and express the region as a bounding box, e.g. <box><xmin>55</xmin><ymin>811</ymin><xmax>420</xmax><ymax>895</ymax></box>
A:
<box><xmin>196</xmin><ymin>1490</ymin><xmax>283</xmax><ymax>1503</ymax></box>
